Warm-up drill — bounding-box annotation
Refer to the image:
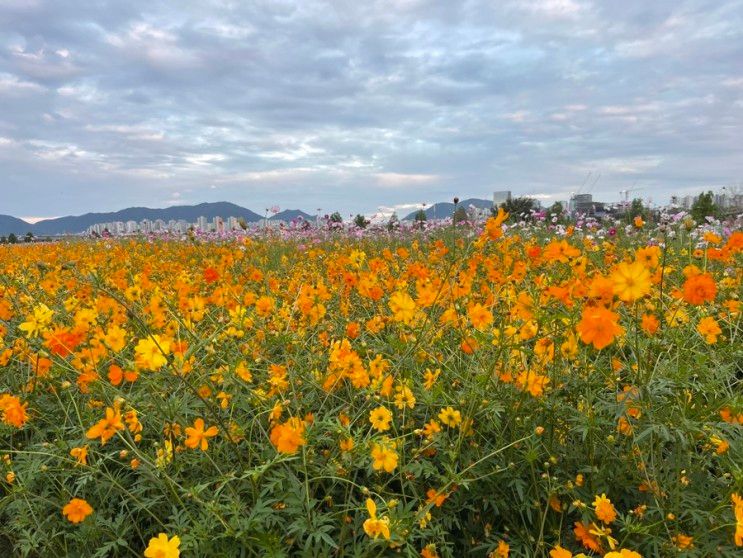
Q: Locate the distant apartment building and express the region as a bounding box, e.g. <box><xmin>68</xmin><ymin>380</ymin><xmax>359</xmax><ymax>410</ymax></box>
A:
<box><xmin>569</xmin><ymin>194</ymin><xmax>593</xmax><ymax>214</ymax></box>
<box><xmin>493</xmin><ymin>191</ymin><xmax>512</xmax><ymax>206</ymax></box>
<box><xmin>672</xmin><ymin>195</ymin><xmax>694</xmax><ymax>210</ymax></box>
<box><xmin>466</xmin><ymin>205</ymin><xmax>491</xmax><ymax>222</ymax></box>
<box><xmin>716</xmin><ymin>191</ymin><xmax>743</xmax><ymax>211</ymax></box>
<box><xmin>227</xmin><ymin>216</ymin><xmax>240</xmax><ymax>230</ymax></box>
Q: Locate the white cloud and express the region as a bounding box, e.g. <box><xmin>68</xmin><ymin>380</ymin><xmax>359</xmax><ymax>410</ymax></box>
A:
<box><xmin>0</xmin><ymin>72</ymin><xmax>45</xmax><ymax>94</ymax></box>
<box><xmin>85</xmin><ymin>124</ymin><xmax>164</xmax><ymax>141</ymax></box>
<box><xmin>183</xmin><ymin>153</ymin><xmax>227</xmax><ymax>166</ymax></box>
<box><xmin>374</xmin><ymin>173</ymin><xmax>439</xmax><ymax>187</ymax></box>
<box><xmin>521</xmin><ymin>0</ymin><xmax>585</xmax><ymax>19</ymax></box>
<box><xmin>579</xmin><ymin>156</ymin><xmax>664</xmax><ymax>175</ymax></box>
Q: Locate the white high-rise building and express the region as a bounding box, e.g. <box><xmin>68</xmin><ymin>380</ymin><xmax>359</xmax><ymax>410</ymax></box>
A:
<box><xmin>213</xmin><ymin>216</ymin><xmax>224</xmax><ymax>233</ymax></box>
<box><xmin>493</xmin><ymin>191</ymin><xmax>512</xmax><ymax>206</ymax></box>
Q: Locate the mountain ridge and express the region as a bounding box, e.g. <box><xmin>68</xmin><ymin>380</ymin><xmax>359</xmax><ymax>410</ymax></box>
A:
<box><xmin>0</xmin><ymin>202</ymin><xmax>272</xmax><ymax>236</ymax></box>
<box><xmin>402</xmin><ymin>198</ymin><xmax>493</xmax><ymax>221</ymax></box>
<box><xmin>1</xmin><ymin>197</ymin><xmax>496</xmax><ymax>236</ymax></box>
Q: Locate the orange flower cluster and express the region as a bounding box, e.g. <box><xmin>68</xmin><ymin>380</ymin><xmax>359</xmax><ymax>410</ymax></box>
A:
<box><xmin>270</xmin><ymin>417</ymin><xmax>306</xmax><ymax>454</ymax></box>
<box><xmin>0</xmin><ymin>216</ymin><xmax>739</xmax><ymax>555</ymax></box>
<box><xmin>0</xmin><ymin>393</ymin><xmax>28</xmax><ymax>428</ymax></box>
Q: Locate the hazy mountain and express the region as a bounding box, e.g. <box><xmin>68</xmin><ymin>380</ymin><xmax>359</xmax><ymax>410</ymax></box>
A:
<box><xmin>269</xmin><ymin>209</ymin><xmax>314</xmax><ymax>222</ymax></box>
<box><xmin>30</xmin><ymin>202</ymin><xmax>264</xmax><ymax>235</ymax></box>
<box><xmin>402</xmin><ymin>198</ymin><xmax>493</xmax><ymax>221</ymax></box>
<box><xmin>0</xmin><ymin>215</ymin><xmax>34</xmax><ymax>236</ymax></box>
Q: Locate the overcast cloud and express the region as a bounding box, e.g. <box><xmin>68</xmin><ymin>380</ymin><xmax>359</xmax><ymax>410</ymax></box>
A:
<box><xmin>0</xmin><ymin>0</ymin><xmax>741</xmax><ymax>219</ymax></box>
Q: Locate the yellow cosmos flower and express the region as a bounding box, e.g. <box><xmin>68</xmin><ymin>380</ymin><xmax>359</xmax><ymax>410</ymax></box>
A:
<box><xmin>19</xmin><ymin>303</ymin><xmax>54</xmax><ymax>338</ymax></box>
<box><xmin>362</xmin><ymin>499</ymin><xmax>390</xmax><ymax>540</ymax></box>
<box><xmin>388</xmin><ymin>291</ymin><xmax>417</xmax><ymax>325</ymax></box>
<box><xmin>144</xmin><ymin>533</ymin><xmax>181</xmax><ymax>558</ymax></box>
<box><xmin>134</xmin><ymin>335</ymin><xmax>171</xmax><ymax>371</ymax></box>
<box><xmin>438</xmin><ymin>406</ymin><xmax>462</xmax><ymax>428</ymax></box>
<box><xmin>612</xmin><ymin>260</ymin><xmax>651</xmax><ymax>302</ymax></box>
<box><xmin>369</xmin><ymin>406</ymin><xmax>392</xmax><ymax>431</ymax></box>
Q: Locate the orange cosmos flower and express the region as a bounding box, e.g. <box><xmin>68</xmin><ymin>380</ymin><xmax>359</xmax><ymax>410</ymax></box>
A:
<box><xmin>62</xmin><ymin>497</ymin><xmax>93</xmax><ymax>523</ymax></box>
<box><xmin>682</xmin><ymin>273</ymin><xmax>716</xmax><ymax>305</ymax></box>
<box><xmin>483</xmin><ymin>208</ymin><xmax>509</xmax><ymax>240</ymax></box>
<box><xmin>732</xmin><ymin>493</ymin><xmax>743</xmax><ymax>546</ymax></box>
<box><xmin>270</xmin><ymin>418</ymin><xmax>306</xmax><ymax>454</ymax></box>
<box><xmin>43</xmin><ymin>326</ymin><xmax>83</xmax><ymax>357</ymax></box>
<box><xmin>70</xmin><ymin>445</ymin><xmax>89</xmax><ymax>466</ymax></box>
<box><xmin>496</xmin><ymin>540</ymin><xmax>510</xmax><ymax>557</ymax></box>
<box><xmin>576</xmin><ymin>306</ymin><xmax>622</xmax><ymax>350</ymax></box>
<box><xmin>421</xmin><ymin>419</ymin><xmax>441</xmax><ymax>439</ymax></box>
<box><xmin>549</xmin><ymin>545</ymin><xmax>573</xmax><ymax>558</ymax></box>
<box><xmin>696</xmin><ymin>316</ymin><xmax>721</xmax><ymax>344</ymax></box>
<box><xmin>593</xmin><ymin>493</ymin><xmax>617</xmax><ymax>523</ymax></box>
<box><xmin>426</xmin><ymin>488</ymin><xmax>449</xmax><ymax>507</ymax></box>
<box><xmin>254</xmin><ymin>295</ymin><xmax>275</xmax><ymax>317</ymax></box>
<box><xmin>460</xmin><ymin>336</ymin><xmax>479</xmax><ymax>354</ymax></box>
<box><xmin>184</xmin><ymin>418</ymin><xmax>219</xmax><ymax>451</ymax></box>
<box><xmin>640</xmin><ymin>313</ymin><xmax>659</xmax><ymax>335</ymax></box>
<box><xmin>467</xmin><ymin>302</ymin><xmax>493</xmax><ymax>330</ymax></box>
<box><xmin>86</xmin><ymin>406</ymin><xmax>124</xmax><ymax>445</ymax></box>
<box><xmin>672</xmin><ymin>533</ymin><xmax>694</xmax><ymax>549</ymax></box>
<box><xmin>339</xmin><ymin>437</ymin><xmax>354</xmax><ymax>452</ymax></box>
<box><xmin>108</xmin><ymin>364</ymin><xmax>124</xmax><ymax>386</ymax></box>
<box><xmin>516</xmin><ymin>370</ymin><xmax>550</xmax><ymax>397</ymax></box>
<box><xmin>573</xmin><ymin>521</ymin><xmax>602</xmax><ymax>552</ymax></box>
<box><xmin>0</xmin><ymin>394</ymin><xmax>29</xmax><ymax>428</ymax></box>
<box><xmin>203</xmin><ymin>266</ymin><xmax>219</xmax><ymax>283</ymax></box>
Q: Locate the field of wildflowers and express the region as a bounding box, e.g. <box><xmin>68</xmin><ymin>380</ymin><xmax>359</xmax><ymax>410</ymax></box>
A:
<box><xmin>0</xmin><ymin>210</ymin><xmax>741</xmax><ymax>557</ymax></box>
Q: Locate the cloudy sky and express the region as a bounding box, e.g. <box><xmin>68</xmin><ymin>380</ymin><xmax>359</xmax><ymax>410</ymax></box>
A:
<box><xmin>0</xmin><ymin>0</ymin><xmax>741</xmax><ymax>220</ymax></box>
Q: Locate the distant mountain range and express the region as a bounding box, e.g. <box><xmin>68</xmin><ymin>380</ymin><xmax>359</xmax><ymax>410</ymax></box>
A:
<box><xmin>29</xmin><ymin>202</ymin><xmax>265</xmax><ymax>236</ymax></box>
<box><xmin>0</xmin><ymin>215</ymin><xmax>34</xmax><ymax>237</ymax></box>
<box><xmin>0</xmin><ymin>202</ymin><xmax>319</xmax><ymax>236</ymax></box>
<box><xmin>402</xmin><ymin>198</ymin><xmax>493</xmax><ymax>221</ymax></box>
<box><xmin>270</xmin><ymin>209</ymin><xmax>314</xmax><ymax>222</ymax></box>
<box><xmin>0</xmin><ymin>198</ymin><xmax>495</xmax><ymax>236</ymax></box>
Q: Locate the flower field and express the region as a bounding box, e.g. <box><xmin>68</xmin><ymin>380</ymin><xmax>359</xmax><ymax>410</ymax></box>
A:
<box><xmin>1</xmin><ymin>213</ymin><xmax>741</xmax><ymax>557</ymax></box>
